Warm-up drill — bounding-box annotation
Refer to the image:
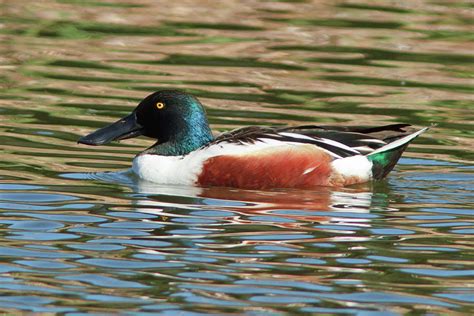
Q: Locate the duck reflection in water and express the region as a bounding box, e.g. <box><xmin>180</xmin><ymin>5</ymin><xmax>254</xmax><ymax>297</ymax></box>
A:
<box><xmin>100</xmin><ymin>170</ymin><xmax>378</xmax><ymax>233</ymax></box>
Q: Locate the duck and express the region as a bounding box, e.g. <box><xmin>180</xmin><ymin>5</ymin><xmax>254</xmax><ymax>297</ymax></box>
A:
<box><xmin>78</xmin><ymin>90</ymin><xmax>429</xmax><ymax>189</ymax></box>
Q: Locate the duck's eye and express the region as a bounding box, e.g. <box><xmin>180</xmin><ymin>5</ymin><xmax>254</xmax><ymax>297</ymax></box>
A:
<box><xmin>155</xmin><ymin>102</ymin><xmax>165</xmax><ymax>110</ymax></box>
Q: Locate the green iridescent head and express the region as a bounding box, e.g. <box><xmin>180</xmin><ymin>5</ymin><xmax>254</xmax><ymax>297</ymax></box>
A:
<box><xmin>78</xmin><ymin>90</ymin><xmax>214</xmax><ymax>155</ymax></box>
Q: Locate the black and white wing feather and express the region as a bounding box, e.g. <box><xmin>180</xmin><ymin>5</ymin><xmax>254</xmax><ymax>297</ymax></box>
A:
<box><xmin>211</xmin><ymin>124</ymin><xmax>414</xmax><ymax>158</ymax></box>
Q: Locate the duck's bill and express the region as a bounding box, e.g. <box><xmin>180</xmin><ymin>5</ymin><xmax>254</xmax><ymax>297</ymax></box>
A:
<box><xmin>78</xmin><ymin>113</ymin><xmax>143</xmax><ymax>146</ymax></box>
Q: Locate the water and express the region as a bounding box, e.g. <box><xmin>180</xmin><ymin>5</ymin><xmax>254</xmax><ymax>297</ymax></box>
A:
<box><xmin>1</xmin><ymin>0</ymin><xmax>473</xmax><ymax>314</ymax></box>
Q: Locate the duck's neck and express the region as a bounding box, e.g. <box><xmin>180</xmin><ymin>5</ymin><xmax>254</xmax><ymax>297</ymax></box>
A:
<box><xmin>146</xmin><ymin>116</ymin><xmax>213</xmax><ymax>156</ymax></box>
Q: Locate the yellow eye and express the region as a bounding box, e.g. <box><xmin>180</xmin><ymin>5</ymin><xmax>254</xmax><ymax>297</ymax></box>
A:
<box><xmin>156</xmin><ymin>102</ymin><xmax>165</xmax><ymax>110</ymax></box>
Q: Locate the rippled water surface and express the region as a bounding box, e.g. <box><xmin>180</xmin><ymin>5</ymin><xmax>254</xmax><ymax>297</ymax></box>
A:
<box><xmin>1</xmin><ymin>0</ymin><xmax>473</xmax><ymax>314</ymax></box>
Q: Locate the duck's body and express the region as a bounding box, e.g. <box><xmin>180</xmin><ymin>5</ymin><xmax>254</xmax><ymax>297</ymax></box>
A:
<box><xmin>79</xmin><ymin>90</ymin><xmax>429</xmax><ymax>189</ymax></box>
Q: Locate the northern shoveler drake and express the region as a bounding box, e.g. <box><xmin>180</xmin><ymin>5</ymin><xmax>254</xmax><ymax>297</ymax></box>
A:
<box><xmin>78</xmin><ymin>90</ymin><xmax>429</xmax><ymax>189</ymax></box>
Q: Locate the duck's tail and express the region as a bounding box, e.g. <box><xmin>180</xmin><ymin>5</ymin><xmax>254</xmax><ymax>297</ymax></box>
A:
<box><xmin>367</xmin><ymin>127</ymin><xmax>430</xmax><ymax>180</ymax></box>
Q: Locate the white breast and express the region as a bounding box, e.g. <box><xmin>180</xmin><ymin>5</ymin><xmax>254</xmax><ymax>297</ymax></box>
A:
<box><xmin>132</xmin><ymin>154</ymin><xmax>199</xmax><ymax>185</ymax></box>
<box><xmin>331</xmin><ymin>155</ymin><xmax>373</xmax><ymax>183</ymax></box>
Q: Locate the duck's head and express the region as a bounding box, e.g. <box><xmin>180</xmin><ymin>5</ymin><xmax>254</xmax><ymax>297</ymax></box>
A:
<box><xmin>78</xmin><ymin>90</ymin><xmax>213</xmax><ymax>155</ymax></box>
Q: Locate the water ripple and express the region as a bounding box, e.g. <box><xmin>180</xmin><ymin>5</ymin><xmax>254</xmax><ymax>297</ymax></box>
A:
<box><xmin>0</xmin><ymin>0</ymin><xmax>472</xmax><ymax>314</ymax></box>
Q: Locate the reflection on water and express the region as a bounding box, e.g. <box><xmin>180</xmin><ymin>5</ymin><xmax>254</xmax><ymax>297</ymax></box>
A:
<box><xmin>1</xmin><ymin>167</ymin><xmax>473</xmax><ymax>314</ymax></box>
<box><xmin>1</xmin><ymin>0</ymin><xmax>473</xmax><ymax>314</ymax></box>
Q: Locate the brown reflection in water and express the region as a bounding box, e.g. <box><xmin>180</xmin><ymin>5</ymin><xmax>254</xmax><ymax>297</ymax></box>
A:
<box><xmin>199</xmin><ymin>185</ymin><xmax>372</xmax><ymax>226</ymax></box>
<box><xmin>135</xmin><ymin>180</ymin><xmax>374</xmax><ymax>235</ymax></box>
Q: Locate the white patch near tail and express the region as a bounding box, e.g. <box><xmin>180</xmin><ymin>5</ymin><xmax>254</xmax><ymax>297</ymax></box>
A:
<box><xmin>368</xmin><ymin>127</ymin><xmax>430</xmax><ymax>156</ymax></box>
<box><xmin>331</xmin><ymin>155</ymin><xmax>373</xmax><ymax>182</ymax></box>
